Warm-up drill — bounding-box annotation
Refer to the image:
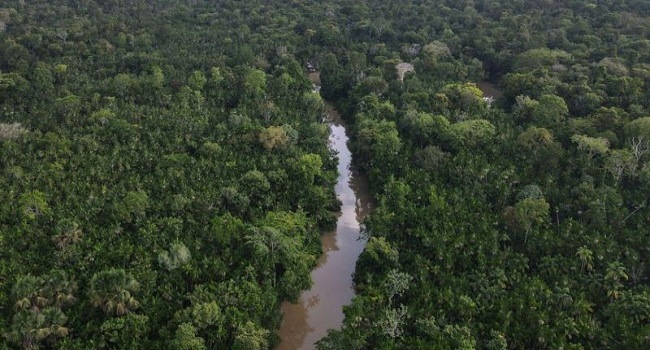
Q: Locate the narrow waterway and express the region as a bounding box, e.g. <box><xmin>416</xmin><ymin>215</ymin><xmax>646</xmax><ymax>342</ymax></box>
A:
<box><xmin>276</xmin><ymin>96</ymin><xmax>372</xmax><ymax>349</ymax></box>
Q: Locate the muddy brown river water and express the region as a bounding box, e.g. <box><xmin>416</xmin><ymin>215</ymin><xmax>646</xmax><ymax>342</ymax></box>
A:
<box><xmin>277</xmin><ymin>76</ymin><xmax>501</xmax><ymax>349</ymax></box>
<box><xmin>276</xmin><ymin>99</ymin><xmax>372</xmax><ymax>350</ymax></box>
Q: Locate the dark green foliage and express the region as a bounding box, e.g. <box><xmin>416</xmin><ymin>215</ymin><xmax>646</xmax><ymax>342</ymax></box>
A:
<box><xmin>0</xmin><ymin>1</ymin><xmax>338</xmax><ymax>348</ymax></box>
<box><xmin>308</xmin><ymin>1</ymin><xmax>650</xmax><ymax>349</ymax></box>
<box><xmin>1</xmin><ymin>0</ymin><xmax>650</xmax><ymax>349</ymax></box>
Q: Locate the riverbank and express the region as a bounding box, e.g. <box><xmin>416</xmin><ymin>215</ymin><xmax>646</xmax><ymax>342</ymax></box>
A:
<box><xmin>276</xmin><ymin>75</ymin><xmax>372</xmax><ymax>350</ymax></box>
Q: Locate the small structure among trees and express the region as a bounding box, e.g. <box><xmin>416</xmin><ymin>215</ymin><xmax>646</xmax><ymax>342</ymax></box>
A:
<box><xmin>395</xmin><ymin>62</ymin><xmax>414</xmax><ymax>82</ymax></box>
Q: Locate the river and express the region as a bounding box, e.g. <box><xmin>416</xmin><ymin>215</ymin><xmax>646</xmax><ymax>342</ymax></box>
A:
<box><xmin>276</xmin><ymin>77</ymin><xmax>499</xmax><ymax>349</ymax></box>
<box><xmin>276</xmin><ymin>79</ymin><xmax>372</xmax><ymax>349</ymax></box>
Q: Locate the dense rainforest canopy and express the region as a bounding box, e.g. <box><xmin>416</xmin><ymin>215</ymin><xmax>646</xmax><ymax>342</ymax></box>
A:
<box><xmin>0</xmin><ymin>1</ymin><xmax>339</xmax><ymax>349</ymax></box>
<box><xmin>1</xmin><ymin>0</ymin><xmax>649</xmax><ymax>349</ymax></box>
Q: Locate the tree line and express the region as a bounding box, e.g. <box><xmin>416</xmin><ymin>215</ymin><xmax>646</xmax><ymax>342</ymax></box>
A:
<box><xmin>311</xmin><ymin>0</ymin><xmax>650</xmax><ymax>349</ymax></box>
<box><xmin>1</xmin><ymin>0</ymin><xmax>649</xmax><ymax>349</ymax></box>
<box><xmin>1</xmin><ymin>1</ymin><xmax>340</xmax><ymax>349</ymax></box>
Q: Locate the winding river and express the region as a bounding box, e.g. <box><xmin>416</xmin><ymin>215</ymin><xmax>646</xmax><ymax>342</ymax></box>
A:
<box><xmin>276</xmin><ymin>79</ymin><xmax>372</xmax><ymax>350</ymax></box>
<box><xmin>275</xmin><ymin>77</ymin><xmax>500</xmax><ymax>349</ymax></box>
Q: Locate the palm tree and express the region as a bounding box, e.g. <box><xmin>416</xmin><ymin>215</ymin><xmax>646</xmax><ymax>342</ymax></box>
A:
<box><xmin>11</xmin><ymin>275</ymin><xmax>46</xmax><ymax>311</ymax></box>
<box><xmin>12</xmin><ymin>271</ymin><xmax>77</xmax><ymax>311</ymax></box>
<box><xmin>604</xmin><ymin>262</ymin><xmax>628</xmax><ymax>300</ymax></box>
<box><xmin>42</xmin><ymin>270</ymin><xmax>77</xmax><ymax>308</ymax></box>
<box><xmin>575</xmin><ymin>246</ymin><xmax>593</xmax><ymax>272</ymax></box>
<box><xmin>88</xmin><ymin>268</ymin><xmax>140</xmax><ymax>316</ymax></box>
<box><xmin>7</xmin><ymin>272</ymin><xmax>75</xmax><ymax>349</ymax></box>
<box><xmin>51</xmin><ymin>222</ymin><xmax>83</xmax><ymax>250</ymax></box>
<box><xmin>6</xmin><ymin>307</ymin><xmax>69</xmax><ymax>350</ymax></box>
<box><xmin>39</xmin><ymin>307</ymin><xmax>70</xmax><ymax>339</ymax></box>
<box><xmin>6</xmin><ymin>310</ymin><xmax>39</xmax><ymax>349</ymax></box>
